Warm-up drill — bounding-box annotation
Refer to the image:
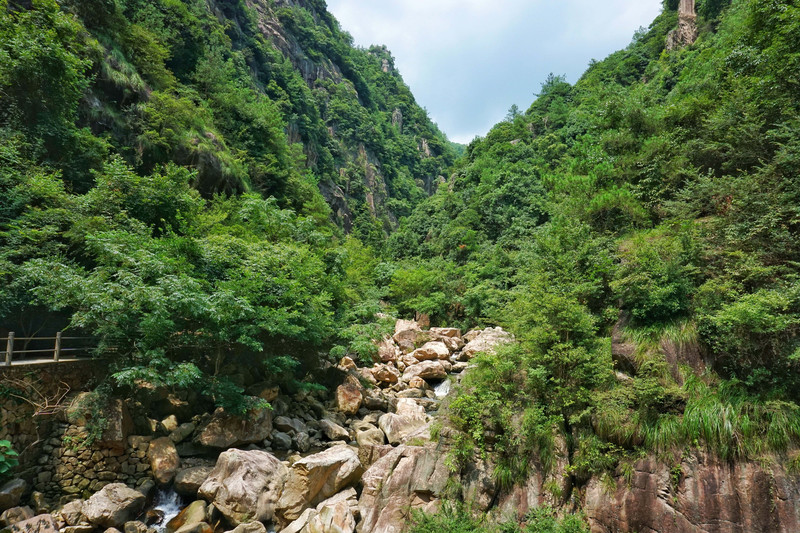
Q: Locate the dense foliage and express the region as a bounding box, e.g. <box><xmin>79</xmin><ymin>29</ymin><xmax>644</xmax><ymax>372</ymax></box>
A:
<box><xmin>0</xmin><ymin>0</ymin><xmax>450</xmax><ymax>411</ymax></box>
<box><xmin>386</xmin><ymin>0</ymin><xmax>800</xmax><ymax>488</ymax></box>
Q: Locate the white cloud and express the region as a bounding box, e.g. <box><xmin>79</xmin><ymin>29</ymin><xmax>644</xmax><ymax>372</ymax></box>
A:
<box><xmin>325</xmin><ymin>0</ymin><xmax>663</xmax><ymax>143</ymax></box>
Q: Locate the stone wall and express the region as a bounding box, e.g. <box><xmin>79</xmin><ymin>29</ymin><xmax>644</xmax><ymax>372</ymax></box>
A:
<box><xmin>1</xmin><ymin>361</ymin><xmax>107</xmax><ymax>468</ymax></box>
<box><xmin>34</xmin><ymin>425</ymin><xmax>152</xmax><ymax>506</ymax></box>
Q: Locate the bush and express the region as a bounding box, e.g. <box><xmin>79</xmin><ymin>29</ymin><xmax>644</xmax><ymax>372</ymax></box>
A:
<box><xmin>0</xmin><ymin>440</ymin><xmax>19</xmax><ymax>481</ymax></box>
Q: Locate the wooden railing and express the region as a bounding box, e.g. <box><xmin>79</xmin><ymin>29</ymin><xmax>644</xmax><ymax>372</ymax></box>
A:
<box><xmin>2</xmin><ymin>332</ymin><xmax>96</xmax><ymax>366</ymax></box>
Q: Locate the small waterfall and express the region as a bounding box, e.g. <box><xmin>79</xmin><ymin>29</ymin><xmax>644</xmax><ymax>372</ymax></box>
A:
<box><xmin>434</xmin><ymin>379</ymin><xmax>451</xmax><ymax>399</ymax></box>
<box><xmin>151</xmin><ymin>489</ymin><xmax>183</xmax><ymax>533</ymax></box>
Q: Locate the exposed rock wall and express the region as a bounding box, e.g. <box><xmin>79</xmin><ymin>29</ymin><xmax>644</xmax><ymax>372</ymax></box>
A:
<box><xmin>667</xmin><ymin>0</ymin><xmax>698</xmax><ymax>50</ymax></box>
<box><xmin>584</xmin><ymin>453</ymin><xmax>800</xmax><ymax>533</ymax></box>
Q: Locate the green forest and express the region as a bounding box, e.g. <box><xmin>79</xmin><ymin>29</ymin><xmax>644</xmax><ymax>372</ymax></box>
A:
<box><xmin>2</xmin><ymin>0</ymin><xmax>800</xmax><ymax>529</ymax></box>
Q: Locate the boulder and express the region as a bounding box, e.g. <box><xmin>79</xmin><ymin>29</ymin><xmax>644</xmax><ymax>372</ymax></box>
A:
<box><xmin>169</xmin><ymin>423</ymin><xmax>196</xmax><ymax>444</ymax></box>
<box><xmin>441</xmin><ymin>336</ymin><xmax>465</xmax><ymax>353</ymax></box>
<box><xmin>196</xmin><ymin>407</ymin><xmax>272</xmax><ymax>449</ymax></box>
<box><xmin>358</xmin><ymin>446</ymin><xmax>451</xmax><ymax>533</ymax></box>
<box><xmin>295</xmin><ymin>432</ymin><xmax>311</xmax><ymax>453</ymax></box>
<box><xmin>336</xmin><ymin>384</ymin><xmax>362</xmax><ymax>416</ymax></box>
<box><xmin>82</xmin><ymin>483</ymin><xmax>146</xmax><ymax>529</ymax></box>
<box><xmin>276</xmin><ymin>445</ymin><xmax>363</xmax><ymax>524</ymax></box>
<box><xmin>175</xmin><ymin>467</ymin><xmax>214</xmax><ymax>498</ymax></box>
<box><xmin>307</xmin><ymin>501</ymin><xmax>355</xmax><ymax>533</ymax></box>
<box><xmin>274</xmin><ymin>417</ymin><xmax>307</xmax><ymax>435</ymax></box>
<box><xmin>7</xmin><ymin>514</ymin><xmax>59</xmax><ymax>533</ymax></box>
<box><xmin>370</xmin><ymin>365</ymin><xmax>400</xmax><ymax>385</ymax></box>
<box><xmin>245</xmin><ymin>383</ymin><xmax>279</xmax><ymax>403</ymax></box>
<box><xmin>429</xmin><ymin>328</ymin><xmax>461</xmax><ymax>339</ymax></box>
<box><xmin>280</xmin><ymin>490</ymin><xmax>358</xmax><ymax>533</ymax></box>
<box><xmin>124</xmin><ymin>521</ymin><xmax>148</xmax><ymax>533</ymax></box>
<box><xmin>376</xmin><ymin>338</ymin><xmax>400</xmax><ymax>363</ymax></box>
<box><xmin>0</xmin><ymin>506</ymin><xmax>34</xmax><ymax>527</ymax></box>
<box><xmin>174</xmin><ymin>523</ymin><xmax>213</xmax><ymax>533</ymax></box>
<box><xmin>392</xmin><ymin>321</ymin><xmax>431</xmax><ymax>354</ymax></box>
<box><xmin>166</xmin><ymin>501</ymin><xmax>206</xmax><ymax>533</ymax></box>
<box><xmin>412</xmin><ymin>342</ymin><xmax>449</xmax><ymax>362</ymax></box>
<box><xmin>58</xmin><ymin>500</ymin><xmax>84</xmax><ymax>527</ymax></box>
<box><xmin>461</xmin><ymin>327</ymin><xmax>513</xmax><ymax>359</ymax></box>
<box><xmin>272</xmin><ymin>431</ymin><xmax>292</xmax><ymax>450</ymax></box>
<box><xmin>401</xmin><ymin>361</ymin><xmax>447</xmax><ymax>383</ymax></box>
<box><xmin>160</xmin><ymin>415</ymin><xmax>179</xmax><ymax>434</ymax></box>
<box><xmin>226</xmin><ymin>522</ymin><xmax>266</xmax><ymax>533</ymax></box>
<box><xmin>0</xmin><ymin>479</ymin><xmax>26</xmax><ymax>512</ymax></box>
<box><xmin>319</xmin><ymin>420</ymin><xmax>350</xmax><ymax>442</ymax></box>
<box><xmin>148</xmin><ymin>437</ymin><xmax>180</xmax><ymax>486</ymax></box>
<box><xmin>198</xmin><ymin>449</ymin><xmax>288</xmax><ymax>525</ymax></box>
<box><xmin>378</xmin><ymin>400</ymin><xmax>428</xmax><ymax>446</ymax></box>
<box><xmin>338</xmin><ymin>357</ymin><xmax>357</xmax><ymax>371</ymax></box>
<box><xmin>355</xmin><ymin>426</ymin><xmax>385</xmax><ymax>448</ymax></box>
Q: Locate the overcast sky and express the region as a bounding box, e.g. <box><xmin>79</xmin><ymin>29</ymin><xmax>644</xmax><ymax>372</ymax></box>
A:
<box><xmin>325</xmin><ymin>0</ymin><xmax>663</xmax><ymax>144</ymax></box>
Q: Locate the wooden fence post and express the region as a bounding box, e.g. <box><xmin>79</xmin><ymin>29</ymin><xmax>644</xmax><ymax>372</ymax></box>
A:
<box><xmin>54</xmin><ymin>331</ymin><xmax>62</xmax><ymax>362</ymax></box>
<box><xmin>5</xmin><ymin>332</ymin><xmax>14</xmax><ymax>366</ymax></box>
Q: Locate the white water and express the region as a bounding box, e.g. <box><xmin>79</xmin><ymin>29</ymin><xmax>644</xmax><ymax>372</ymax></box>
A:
<box><xmin>434</xmin><ymin>378</ymin><xmax>451</xmax><ymax>399</ymax></box>
<box><xmin>152</xmin><ymin>489</ymin><xmax>183</xmax><ymax>533</ymax></box>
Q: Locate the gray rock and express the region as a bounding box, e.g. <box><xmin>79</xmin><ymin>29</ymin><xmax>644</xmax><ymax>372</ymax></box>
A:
<box><xmin>271</xmin><ymin>432</ymin><xmax>292</xmax><ymax>451</ymax></box>
<box><xmin>198</xmin><ymin>449</ymin><xmax>288</xmax><ymax>525</ymax></box>
<box><xmin>174</xmin><ymin>467</ymin><xmax>213</xmax><ymax>498</ymax></box>
<box><xmin>294</xmin><ymin>432</ymin><xmax>311</xmax><ymax>453</ymax></box>
<box><xmin>0</xmin><ymin>479</ymin><xmax>26</xmax><ymax>512</ymax></box>
<box><xmin>319</xmin><ymin>419</ymin><xmax>349</xmax><ymax>441</ymax></box>
<box><xmin>82</xmin><ymin>483</ymin><xmax>146</xmax><ymax>529</ymax></box>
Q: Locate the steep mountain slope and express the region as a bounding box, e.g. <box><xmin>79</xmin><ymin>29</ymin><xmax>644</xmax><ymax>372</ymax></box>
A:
<box><xmin>1</xmin><ymin>0</ymin><xmax>455</xmax><ymax>241</ymax></box>
<box><xmin>384</xmin><ymin>0</ymin><xmax>800</xmax><ymax>529</ymax></box>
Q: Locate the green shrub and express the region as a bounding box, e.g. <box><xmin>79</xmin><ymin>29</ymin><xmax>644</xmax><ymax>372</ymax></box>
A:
<box><xmin>0</xmin><ymin>440</ymin><xmax>19</xmax><ymax>480</ymax></box>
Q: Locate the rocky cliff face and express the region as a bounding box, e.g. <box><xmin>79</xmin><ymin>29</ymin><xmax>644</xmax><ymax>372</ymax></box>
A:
<box><xmin>229</xmin><ymin>0</ymin><xmax>454</xmax><ymax>232</ymax></box>
<box><xmin>667</xmin><ymin>0</ymin><xmax>698</xmax><ymax>50</ymax></box>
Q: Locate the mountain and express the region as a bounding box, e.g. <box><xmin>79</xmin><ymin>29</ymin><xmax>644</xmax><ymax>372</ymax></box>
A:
<box><xmin>1</xmin><ymin>0</ymin><xmax>455</xmax><ymax>242</ymax></box>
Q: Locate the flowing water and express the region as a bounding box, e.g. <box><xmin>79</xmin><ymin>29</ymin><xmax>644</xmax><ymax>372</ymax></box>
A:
<box><xmin>434</xmin><ymin>378</ymin><xmax>451</xmax><ymax>399</ymax></box>
<box><xmin>151</xmin><ymin>489</ymin><xmax>184</xmax><ymax>533</ymax></box>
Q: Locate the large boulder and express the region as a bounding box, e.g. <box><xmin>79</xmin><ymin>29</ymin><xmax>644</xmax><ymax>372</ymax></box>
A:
<box><xmin>401</xmin><ymin>361</ymin><xmax>447</xmax><ymax>383</ymax></box>
<box><xmin>0</xmin><ymin>479</ymin><xmax>26</xmax><ymax>512</ymax></box>
<box><xmin>370</xmin><ymin>365</ymin><xmax>400</xmax><ymax>386</ymax></box>
<box><xmin>461</xmin><ymin>327</ymin><xmax>513</xmax><ymax>359</ymax></box>
<box><xmin>198</xmin><ymin>449</ymin><xmax>287</xmax><ymax>525</ymax></box>
<box><xmin>58</xmin><ymin>500</ymin><xmax>84</xmax><ymax>527</ymax></box>
<box><xmin>357</xmin><ymin>446</ymin><xmax>450</xmax><ymax>533</ymax></box>
<box><xmin>7</xmin><ymin>514</ymin><xmax>58</xmax><ymax>533</ymax></box>
<box><xmin>319</xmin><ymin>419</ymin><xmax>350</xmax><ymax>442</ymax></box>
<box><xmin>336</xmin><ymin>384</ymin><xmax>363</xmax><ymax>416</ymax></box>
<box><xmin>429</xmin><ymin>328</ymin><xmax>461</xmax><ymax>339</ymax></box>
<box><xmin>196</xmin><ymin>407</ymin><xmax>272</xmax><ymax>449</ymax></box>
<box><xmin>307</xmin><ymin>500</ymin><xmax>355</xmax><ymax>533</ymax></box>
<box><xmin>82</xmin><ymin>483</ymin><xmax>146</xmax><ymax>529</ymax></box>
<box><xmin>392</xmin><ymin>321</ymin><xmax>431</xmax><ymax>354</ymax></box>
<box><xmin>281</xmin><ymin>490</ymin><xmax>358</xmax><ymax>533</ymax></box>
<box><xmin>376</xmin><ymin>338</ymin><xmax>400</xmax><ymax>364</ymax></box>
<box><xmin>148</xmin><ymin>437</ymin><xmax>180</xmax><ymax>486</ymax></box>
<box><xmin>276</xmin><ymin>445</ymin><xmax>363</xmax><ymax>524</ymax></box>
<box><xmin>174</xmin><ymin>467</ymin><xmax>214</xmax><ymax>498</ymax></box>
<box><xmin>0</xmin><ymin>506</ymin><xmax>34</xmax><ymax>527</ymax></box>
<box><xmin>411</xmin><ymin>342</ymin><xmax>450</xmax><ymax>362</ymax></box>
<box><xmin>378</xmin><ymin>399</ymin><xmax>428</xmax><ymax>446</ymax></box>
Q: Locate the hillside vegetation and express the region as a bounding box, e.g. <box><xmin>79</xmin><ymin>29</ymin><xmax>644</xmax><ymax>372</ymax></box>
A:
<box><xmin>0</xmin><ymin>0</ymin><xmax>452</xmax><ymax>411</ymax></box>
<box><xmin>386</xmin><ymin>0</ymin><xmax>800</xmax><ymax>504</ymax></box>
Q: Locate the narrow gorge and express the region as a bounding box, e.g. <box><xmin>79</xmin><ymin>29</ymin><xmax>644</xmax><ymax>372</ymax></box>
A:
<box><xmin>3</xmin><ymin>0</ymin><xmax>800</xmax><ymax>532</ymax></box>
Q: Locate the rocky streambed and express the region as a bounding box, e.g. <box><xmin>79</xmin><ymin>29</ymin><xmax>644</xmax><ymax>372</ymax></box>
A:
<box><xmin>5</xmin><ymin>319</ymin><xmax>800</xmax><ymax>533</ymax></box>
<box><xmin>0</xmin><ymin>322</ymin><xmax>513</xmax><ymax>533</ymax></box>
